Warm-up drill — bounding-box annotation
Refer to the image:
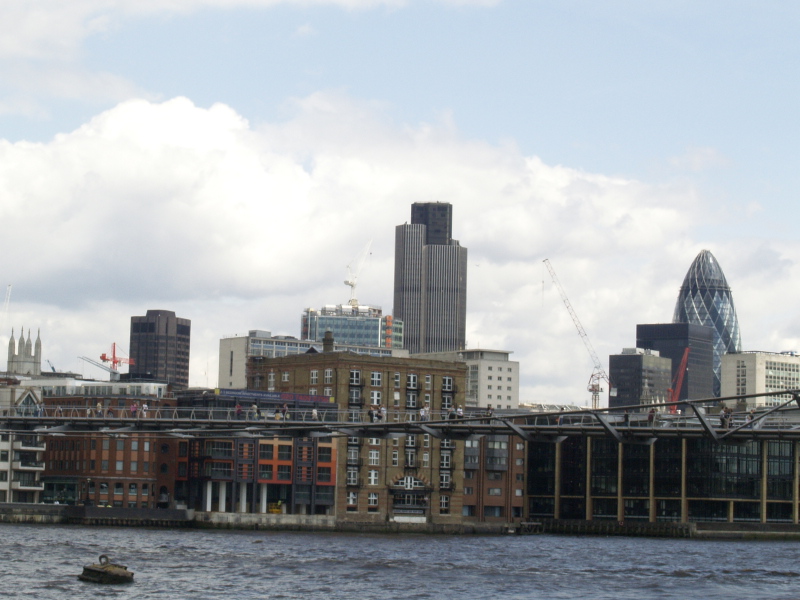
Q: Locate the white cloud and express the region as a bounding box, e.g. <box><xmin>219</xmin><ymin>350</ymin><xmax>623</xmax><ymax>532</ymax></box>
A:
<box><xmin>0</xmin><ymin>92</ymin><xmax>796</xmax><ymax>404</ymax></box>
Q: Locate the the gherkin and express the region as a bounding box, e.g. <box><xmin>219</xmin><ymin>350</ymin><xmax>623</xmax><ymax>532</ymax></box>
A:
<box><xmin>673</xmin><ymin>250</ymin><xmax>742</xmax><ymax>396</ymax></box>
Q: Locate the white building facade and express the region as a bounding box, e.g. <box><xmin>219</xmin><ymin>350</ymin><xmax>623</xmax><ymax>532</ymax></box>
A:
<box><xmin>0</xmin><ymin>383</ymin><xmax>45</xmax><ymax>503</ymax></box>
<box><xmin>721</xmin><ymin>351</ymin><xmax>800</xmax><ymax>408</ymax></box>
<box><xmin>413</xmin><ymin>349</ymin><xmax>519</xmax><ymax>409</ymax></box>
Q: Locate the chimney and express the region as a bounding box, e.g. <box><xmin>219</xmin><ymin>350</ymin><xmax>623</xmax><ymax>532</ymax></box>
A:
<box><xmin>323</xmin><ymin>330</ymin><xmax>334</xmax><ymax>353</ymax></box>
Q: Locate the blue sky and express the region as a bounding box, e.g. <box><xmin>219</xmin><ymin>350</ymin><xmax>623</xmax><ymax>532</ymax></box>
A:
<box><xmin>1</xmin><ymin>0</ymin><xmax>799</xmax><ymax>402</ymax></box>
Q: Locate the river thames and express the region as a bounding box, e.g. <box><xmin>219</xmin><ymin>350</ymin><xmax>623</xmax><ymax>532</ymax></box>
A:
<box><xmin>3</xmin><ymin>524</ymin><xmax>800</xmax><ymax>599</ymax></box>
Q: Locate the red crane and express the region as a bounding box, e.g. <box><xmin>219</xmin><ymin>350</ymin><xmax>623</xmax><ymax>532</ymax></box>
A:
<box><xmin>667</xmin><ymin>347</ymin><xmax>690</xmax><ymax>413</ymax></box>
<box><xmin>100</xmin><ymin>343</ymin><xmax>135</xmax><ymax>371</ymax></box>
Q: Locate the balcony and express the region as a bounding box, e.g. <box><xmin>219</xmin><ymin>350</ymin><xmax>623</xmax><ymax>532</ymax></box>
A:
<box><xmin>13</xmin><ymin>438</ymin><xmax>45</xmax><ymax>451</ymax></box>
<box><xmin>12</xmin><ymin>479</ymin><xmax>44</xmax><ymax>491</ymax></box>
<box><xmin>346</xmin><ymin>478</ymin><xmax>363</xmax><ymax>488</ymax></box>
<box><xmin>12</xmin><ymin>460</ymin><xmax>45</xmax><ymax>471</ymax></box>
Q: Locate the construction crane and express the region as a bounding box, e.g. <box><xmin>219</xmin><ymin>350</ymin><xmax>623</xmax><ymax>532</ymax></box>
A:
<box><xmin>344</xmin><ymin>240</ymin><xmax>372</xmax><ymax>308</ymax></box>
<box><xmin>100</xmin><ymin>343</ymin><xmax>135</xmax><ymax>372</ymax></box>
<box><xmin>667</xmin><ymin>347</ymin><xmax>690</xmax><ymax>413</ymax></box>
<box><xmin>0</xmin><ymin>284</ymin><xmax>11</xmax><ymax>336</ymax></box>
<box><xmin>79</xmin><ymin>355</ymin><xmax>121</xmax><ymax>381</ymax></box>
<box><xmin>543</xmin><ymin>259</ymin><xmax>612</xmax><ymax>410</ymax></box>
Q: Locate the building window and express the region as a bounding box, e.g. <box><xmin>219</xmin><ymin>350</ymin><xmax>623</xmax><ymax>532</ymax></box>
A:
<box><xmin>370</xmin><ymin>390</ymin><xmax>381</xmax><ymax>405</ymax></box>
<box><xmin>114</xmin><ymin>483</ymin><xmax>123</xmax><ymax>495</ymax></box>
<box><xmin>394</xmin><ymin>372</ymin><xmax>401</xmax><ymax>388</ymax></box>
<box><xmin>464</xmin><ymin>486</ymin><xmax>474</xmax><ymax>495</ymax></box>
<box><xmin>281</xmin><ymin>371</ymin><xmax>290</xmax><ymax>382</ymax></box>
<box><xmin>442</xmin><ymin>395</ymin><xmax>453</xmax><ymax>410</ymax></box>
<box><xmin>130</xmin><ymin>461</ymin><xmax>137</xmax><ymax>473</ymax></box>
<box><xmin>277</xmin><ymin>465</ymin><xmax>292</xmax><ymax>481</ymax></box>
<box><xmin>407</xmin><ymin>374</ymin><xmax>418</xmax><ymax>389</ymax></box>
<box><xmin>392</xmin><ymin>450</ymin><xmax>399</xmax><ymax>466</ymax></box>
<box><xmin>406</xmin><ymin>392</ymin><xmax>417</xmax><ymax>409</ymax></box>
<box><xmin>260</xmin><ymin>445</ymin><xmax>274</xmax><ymax>460</ymax></box>
<box><xmin>259</xmin><ymin>464</ymin><xmax>273</xmax><ymax>479</ymax></box>
<box><xmin>115</xmin><ymin>461</ymin><xmax>123</xmax><ymax>472</ymax></box>
<box><xmin>310</xmin><ymin>370</ymin><xmax>319</xmax><ymax>385</ymax></box>
<box><xmin>309</xmin><ymin>388</ymin><xmax>317</xmax><ymax>396</ymax></box>
<box><xmin>440</xmin><ymin>495</ymin><xmax>450</xmax><ymax>514</ymax></box>
<box><xmin>317</xmin><ymin>467</ymin><xmax>332</xmax><ymax>482</ymax></box>
<box><xmin>129</xmin><ymin>483</ymin><xmax>137</xmax><ymax>495</ymax></box>
<box><xmin>317</xmin><ymin>446</ymin><xmax>332</xmax><ymax>462</ymax></box>
<box><xmin>267</xmin><ymin>372</ymin><xmax>275</xmax><ymax>390</ymax></box>
<box><xmin>442</xmin><ymin>376</ymin><xmax>453</xmax><ymax>391</ymax></box>
<box><xmin>425</xmin><ymin>374</ymin><xmax>432</xmax><ymax>390</ymax></box>
<box><xmin>368</xmin><ymin>492</ymin><xmax>379</xmax><ymax>507</ymax></box>
<box><xmin>440</xmin><ymin>453</ymin><xmax>451</xmax><ymax>469</ymax></box>
<box><xmin>324</xmin><ymin>369</ymin><xmax>333</xmax><ymax>384</ymax></box>
<box><xmin>369</xmin><ymin>450</ymin><xmax>380</xmax><ymax>466</ymax></box>
<box><xmin>346</xmin><ymin>469</ymin><xmax>359</xmax><ymax>486</ymax></box>
<box><xmin>368</xmin><ymin>470</ymin><xmax>379</xmax><ymax>485</ymax></box>
<box><xmin>349</xmin><ymin>388</ymin><xmax>362</xmax><ymax>405</ymax></box>
<box><xmin>278</xmin><ymin>445</ymin><xmax>292</xmax><ymax>460</ymax></box>
<box><xmin>422</xmin><ymin>452</ymin><xmax>429</xmax><ymax>468</ymax></box>
<box><xmin>371</xmin><ymin>372</ymin><xmax>382</xmax><ymax>386</ymax></box>
<box><xmin>323</xmin><ymin>387</ymin><xmax>332</xmax><ymax>396</ymax></box>
<box><xmin>488</xmin><ymin>488</ymin><xmax>502</xmax><ymax>496</ymax></box>
<box><xmin>350</xmin><ymin>370</ymin><xmax>361</xmax><ymax>386</ymax></box>
<box><xmin>440</xmin><ymin>472</ymin><xmax>451</xmax><ymax>488</ymax></box>
<box><xmin>347</xmin><ymin>491</ymin><xmax>358</xmax><ymax>507</ymax></box>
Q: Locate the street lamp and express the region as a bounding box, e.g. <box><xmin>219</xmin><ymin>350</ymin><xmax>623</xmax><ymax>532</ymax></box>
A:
<box><xmin>85</xmin><ymin>478</ymin><xmax>92</xmax><ymax>506</ymax></box>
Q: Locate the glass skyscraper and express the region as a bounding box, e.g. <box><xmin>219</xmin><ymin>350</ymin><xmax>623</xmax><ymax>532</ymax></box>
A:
<box><xmin>672</xmin><ymin>250</ymin><xmax>742</xmax><ymax>396</ymax></box>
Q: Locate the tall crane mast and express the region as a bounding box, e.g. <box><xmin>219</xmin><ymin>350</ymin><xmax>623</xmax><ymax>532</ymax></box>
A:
<box><xmin>543</xmin><ymin>259</ymin><xmax>611</xmax><ymax>410</ymax></box>
<box><xmin>344</xmin><ymin>240</ymin><xmax>372</xmax><ymax>308</ymax></box>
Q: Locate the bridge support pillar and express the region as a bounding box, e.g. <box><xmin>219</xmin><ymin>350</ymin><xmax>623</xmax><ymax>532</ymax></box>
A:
<box><xmin>205</xmin><ymin>480</ymin><xmax>213</xmax><ymax>512</ymax></box>
<box><xmin>219</xmin><ymin>482</ymin><xmax>227</xmax><ymax>513</ymax></box>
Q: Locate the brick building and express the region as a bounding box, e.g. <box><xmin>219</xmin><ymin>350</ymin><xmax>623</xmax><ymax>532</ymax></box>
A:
<box><xmin>247</xmin><ymin>351</ymin><xmax>468</xmax><ymax>525</ymax></box>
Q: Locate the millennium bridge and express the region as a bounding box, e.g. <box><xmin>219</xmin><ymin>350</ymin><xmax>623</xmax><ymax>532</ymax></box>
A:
<box><xmin>3</xmin><ymin>390</ymin><xmax>800</xmax><ymax>444</ymax></box>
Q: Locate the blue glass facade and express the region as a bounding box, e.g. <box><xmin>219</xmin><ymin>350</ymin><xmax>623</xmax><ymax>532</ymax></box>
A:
<box><xmin>672</xmin><ymin>250</ymin><xmax>742</xmax><ymax>396</ymax></box>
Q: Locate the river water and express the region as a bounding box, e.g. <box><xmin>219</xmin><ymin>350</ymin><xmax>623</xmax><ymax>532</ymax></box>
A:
<box><xmin>3</xmin><ymin>524</ymin><xmax>800</xmax><ymax>599</ymax></box>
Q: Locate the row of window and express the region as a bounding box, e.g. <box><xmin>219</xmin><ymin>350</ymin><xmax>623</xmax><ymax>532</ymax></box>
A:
<box><xmin>345</xmin><ymin>491</ymin><xmax>451</xmax><ymax>512</ymax></box>
<box><xmin>89</xmin><ymin>481</ymin><xmax>151</xmax><ymax>495</ymax></box>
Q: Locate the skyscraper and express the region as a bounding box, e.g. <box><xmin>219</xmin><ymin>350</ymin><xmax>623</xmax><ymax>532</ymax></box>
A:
<box><xmin>128</xmin><ymin>309</ymin><xmax>191</xmax><ymax>389</ymax></box>
<box><xmin>636</xmin><ymin>323</ymin><xmax>715</xmax><ymax>401</ymax></box>
<box><xmin>394</xmin><ymin>202</ymin><xmax>467</xmax><ymax>354</ymax></box>
<box><xmin>672</xmin><ymin>250</ymin><xmax>742</xmax><ymax>396</ymax></box>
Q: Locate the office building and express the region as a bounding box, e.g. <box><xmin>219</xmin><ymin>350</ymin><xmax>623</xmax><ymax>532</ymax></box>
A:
<box><xmin>673</xmin><ymin>250</ymin><xmax>742</xmax><ymax>396</ymax></box>
<box><xmin>301</xmin><ymin>304</ymin><xmax>403</xmax><ymax>349</ymax></box>
<box><xmin>414</xmin><ymin>349</ymin><xmax>519</xmax><ymax>409</ymax></box>
<box><xmin>721</xmin><ymin>351</ymin><xmax>800</xmax><ymax>408</ymax></box>
<box><xmin>218</xmin><ymin>330</ymin><xmax>408</xmax><ymax>389</ymax></box>
<box><xmin>129</xmin><ymin>310</ymin><xmax>191</xmax><ymax>389</ymax></box>
<box><xmin>636</xmin><ymin>323</ymin><xmax>714</xmax><ymax>401</ymax></box>
<box><xmin>608</xmin><ymin>348</ymin><xmax>672</xmax><ymax>411</ymax></box>
<box><xmin>394</xmin><ymin>202</ymin><xmax>468</xmax><ymax>354</ymax></box>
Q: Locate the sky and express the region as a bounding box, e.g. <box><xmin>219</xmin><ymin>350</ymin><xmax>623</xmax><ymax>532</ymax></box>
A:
<box><xmin>1</xmin><ymin>0</ymin><xmax>799</xmax><ymax>405</ymax></box>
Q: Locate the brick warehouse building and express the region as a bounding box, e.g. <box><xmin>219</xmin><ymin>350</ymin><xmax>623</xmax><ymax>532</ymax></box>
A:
<box><xmin>246</xmin><ymin>350</ymin><xmax>469</xmax><ymax>525</ymax></box>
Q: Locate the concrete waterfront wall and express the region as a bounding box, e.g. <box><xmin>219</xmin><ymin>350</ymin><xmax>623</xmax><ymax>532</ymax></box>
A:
<box><xmin>195</xmin><ymin>511</ymin><xmax>337</xmax><ymax>531</ymax></box>
<box><xmin>0</xmin><ymin>503</ymin><xmax>65</xmax><ymax>524</ymax></box>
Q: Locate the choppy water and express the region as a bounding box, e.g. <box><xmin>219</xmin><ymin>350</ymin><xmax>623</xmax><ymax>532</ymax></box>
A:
<box><xmin>2</xmin><ymin>524</ymin><xmax>800</xmax><ymax>599</ymax></box>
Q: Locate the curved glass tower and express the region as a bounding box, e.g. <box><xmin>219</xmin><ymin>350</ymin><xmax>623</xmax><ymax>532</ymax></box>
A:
<box><xmin>673</xmin><ymin>250</ymin><xmax>742</xmax><ymax>396</ymax></box>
